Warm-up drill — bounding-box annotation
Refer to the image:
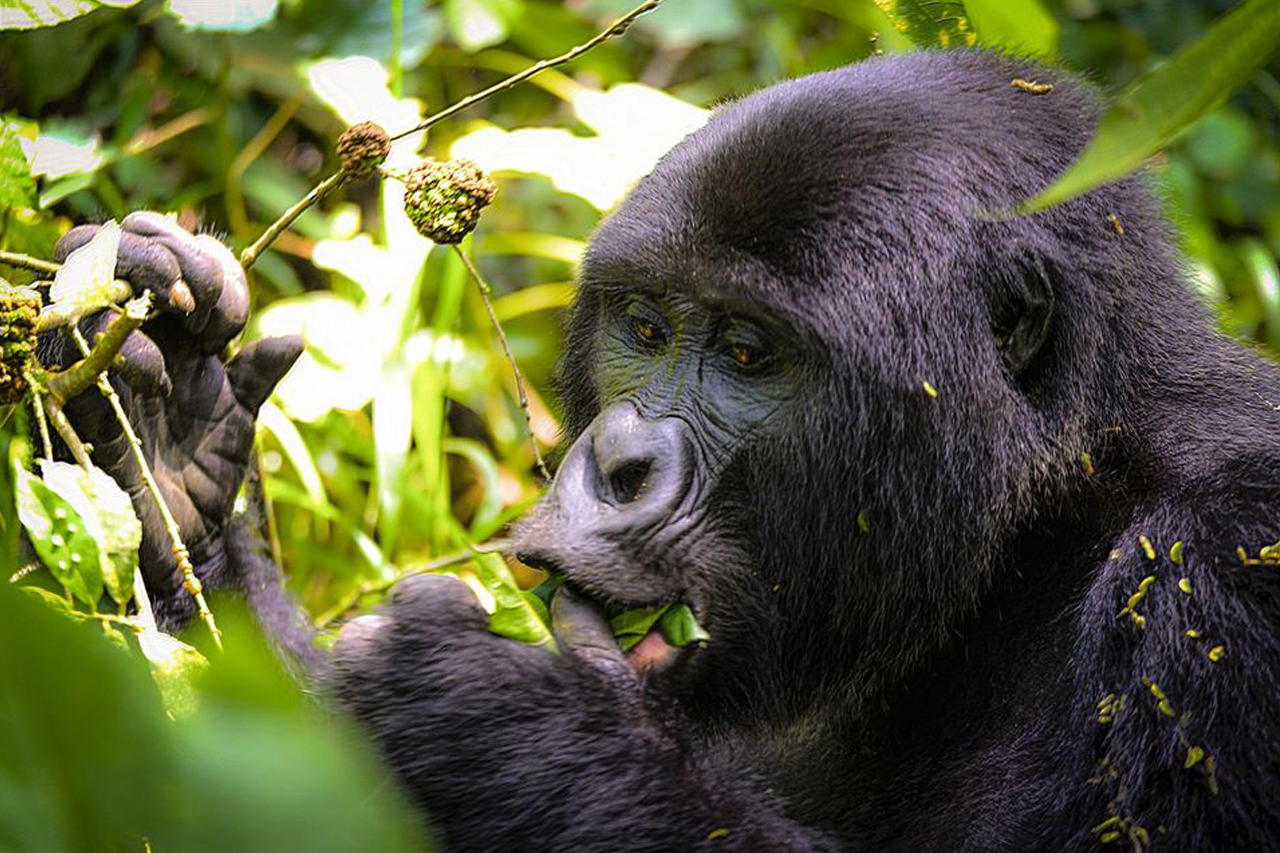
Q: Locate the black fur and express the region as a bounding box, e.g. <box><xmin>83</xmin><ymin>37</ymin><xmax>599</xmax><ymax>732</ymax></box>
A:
<box><xmin>328</xmin><ymin>50</ymin><xmax>1280</xmax><ymax>852</ymax></box>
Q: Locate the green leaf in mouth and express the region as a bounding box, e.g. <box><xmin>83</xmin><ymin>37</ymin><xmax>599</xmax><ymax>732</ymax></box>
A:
<box><xmin>610</xmin><ymin>602</ymin><xmax>709</xmax><ymax>652</ymax></box>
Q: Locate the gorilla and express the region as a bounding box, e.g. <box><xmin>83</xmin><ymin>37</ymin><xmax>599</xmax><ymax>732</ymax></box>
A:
<box><xmin>46</xmin><ymin>50</ymin><xmax>1280</xmax><ymax>852</ymax></box>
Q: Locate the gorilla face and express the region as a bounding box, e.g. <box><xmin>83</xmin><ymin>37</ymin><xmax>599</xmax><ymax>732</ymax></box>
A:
<box><xmin>514</xmin><ymin>228</ymin><xmax>811</xmax><ymax>679</ymax></box>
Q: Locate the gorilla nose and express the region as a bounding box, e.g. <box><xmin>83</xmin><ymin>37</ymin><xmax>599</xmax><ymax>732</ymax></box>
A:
<box><xmin>592</xmin><ymin>403</ymin><xmax>671</xmax><ymax>507</ymax></box>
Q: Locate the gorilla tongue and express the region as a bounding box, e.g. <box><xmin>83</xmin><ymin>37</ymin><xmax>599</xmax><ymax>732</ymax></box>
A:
<box><xmin>626</xmin><ymin>629</ymin><xmax>675</xmax><ymax>673</ymax></box>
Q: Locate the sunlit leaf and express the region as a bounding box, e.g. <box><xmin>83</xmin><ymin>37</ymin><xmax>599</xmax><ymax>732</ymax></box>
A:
<box><xmin>47</xmin><ymin>218</ymin><xmax>121</xmax><ymax>321</ymax></box>
<box><xmin>467</xmin><ymin>551</ymin><xmax>556</xmax><ymax>649</ymax></box>
<box><xmin>873</xmin><ymin>0</ymin><xmax>978</xmax><ymax>49</ymax></box>
<box><xmin>0</xmin><ymin>0</ymin><xmax>139</xmax><ymax>31</ymax></box>
<box><xmin>13</xmin><ymin>461</ymin><xmax>102</xmax><ymax>606</ymax></box>
<box><xmin>165</xmin><ymin>0</ymin><xmax>278</xmax><ymax>32</ymax></box>
<box><xmin>1022</xmin><ymin>0</ymin><xmax>1280</xmax><ymax>212</ymax></box>
<box><xmin>137</xmin><ymin>628</ymin><xmax>209</xmax><ymax>718</ymax></box>
<box><xmin>444</xmin><ymin>0</ymin><xmax>516</xmax><ymax>52</ymax></box>
<box><xmin>38</xmin><ymin>459</ymin><xmax>141</xmax><ymax>606</ymax></box>
<box><xmin>0</xmin><ymin>123</ymin><xmax>36</xmax><ymax>209</ymax></box>
<box><xmin>962</xmin><ymin>0</ymin><xmax>1056</xmax><ymax>56</ymax></box>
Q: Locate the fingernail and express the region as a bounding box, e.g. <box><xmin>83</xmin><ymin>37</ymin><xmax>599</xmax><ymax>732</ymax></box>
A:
<box><xmin>168</xmin><ymin>279</ymin><xmax>195</xmax><ymax>314</ymax></box>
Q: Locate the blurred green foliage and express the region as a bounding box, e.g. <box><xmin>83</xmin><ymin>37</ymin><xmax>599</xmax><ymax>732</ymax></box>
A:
<box><xmin>0</xmin><ymin>0</ymin><xmax>1278</xmax><ymax>845</ymax></box>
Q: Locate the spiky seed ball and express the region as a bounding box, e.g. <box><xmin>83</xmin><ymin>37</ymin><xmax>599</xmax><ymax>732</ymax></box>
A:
<box><xmin>403</xmin><ymin>158</ymin><xmax>497</xmax><ymax>244</ymax></box>
<box><xmin>0</xmin><ymin>281</ymin><xmax>41</xmax><ymax>404</ymax></box>
<box><xmin>336</xmin><ymin>121</ymin><xmax>391</xmax><ymax>179</ymax></box>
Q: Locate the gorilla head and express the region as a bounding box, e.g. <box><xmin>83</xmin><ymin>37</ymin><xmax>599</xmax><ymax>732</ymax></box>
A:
<box><xmin>515</xmin><ymin>50</ymin><xmax>1198</xmax><ymax>722</ymax></box>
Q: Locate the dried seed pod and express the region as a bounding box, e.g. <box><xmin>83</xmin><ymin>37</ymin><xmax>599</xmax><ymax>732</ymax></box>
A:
<box><xmin>0</xmin><ymin>281</ymin><xmax>41</xmax><ymax>404</ymax></box>
<box><xmin>336</xmin><ymin>121</ymin><xmax>391</xmax><ymax>179</ymax></box>
<box><xmin>403</xmin><ymin>158</ymin><xmax>497</xmax><ymax>244</ymax></box>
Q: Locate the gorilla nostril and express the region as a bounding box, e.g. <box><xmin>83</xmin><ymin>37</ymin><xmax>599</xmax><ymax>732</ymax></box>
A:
<box><xmin>608</xmin><ymin>459</ymin><xmax>652</xmax><ymax>504</ymax></box>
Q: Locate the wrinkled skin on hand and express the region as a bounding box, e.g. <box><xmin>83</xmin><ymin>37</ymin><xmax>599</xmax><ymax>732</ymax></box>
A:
<box><xmin>43</xmin><ymin>212</ymin><xmax>301</xmax><ymax>628</ymax></box>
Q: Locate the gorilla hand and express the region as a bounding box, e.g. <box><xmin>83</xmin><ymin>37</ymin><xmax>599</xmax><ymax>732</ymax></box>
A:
<box><xmin>46</xmin><ymin>212</ymin><xmax>302</xmax><ymax>629</ymax></box>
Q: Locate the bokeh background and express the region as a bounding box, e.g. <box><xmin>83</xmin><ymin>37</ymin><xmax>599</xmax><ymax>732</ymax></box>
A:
<box><xmin>0</xmin><ymin>1</ymin><xmax>1277</xmax><ymax>847</ymax></box>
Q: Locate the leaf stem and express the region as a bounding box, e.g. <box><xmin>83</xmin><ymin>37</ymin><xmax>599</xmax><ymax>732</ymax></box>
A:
<box><xmin>238</xmin><ymin>170</ymin><xmax>347</xmax><ymax>270</ymax></box>
<box><xmin>44</xmin><ymin>295</ymin><xmax>147</xmax><ymax>406</ymax></box>
<box><xmin>388</xmin><ymin>0</ymin><xmax>662</xmax><ymax>142</ymax></box>
<box><xmin>452</xmin><ymin>245</ymin><xmax>550</xmax><ymax>481</ymax></box>
<box><xmin>25</xmin><ymin>369</ymin><xmax>53</xmax><ymax>460</ymax></box>
<box><xmin>0</xmin><ymin>250</ymin><xmax>59</xmax><ymax>277</ymax></box>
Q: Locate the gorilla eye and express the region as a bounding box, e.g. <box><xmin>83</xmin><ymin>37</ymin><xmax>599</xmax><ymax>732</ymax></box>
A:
<box><xmin>634</xmin><ymin>319</ymin><xmax>662</xmax><ymax>342</ymax></box>
<box><xmin>729</xmin><ymin>343</ymin><xmax>759</xmax><ymax>367</ymax></box>
<box><xmin>623</xmin><ymin>301</ymin><xmax>670</xmax><ymax>349</ymax></box>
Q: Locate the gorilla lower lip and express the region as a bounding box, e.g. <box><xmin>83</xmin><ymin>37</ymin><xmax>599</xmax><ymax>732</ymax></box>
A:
<box><xmin>626</xmin><ymin>630</ymin><xmax>675</xmax><ymax>673</ymax></box>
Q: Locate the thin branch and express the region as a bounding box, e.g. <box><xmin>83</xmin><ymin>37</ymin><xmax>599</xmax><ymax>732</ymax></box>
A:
<box><xmin>452</xmin><ymin>245</ymin><xmax>550</xmax><ymax>481</ymax></box>
<box><xmin>389</xmin><ymin>0</ymin><xmax>662</xmax><ymax>142</ymax></box>
<box><xmin>0</xmin><ymin>250</ymin><xmax>59</xmax><ymax>277</ymax></box>
<box><xmin>26</xmin><ymin>369</ymin><xmax>53</xmax><ymax>460</ymax></box>
<box><xmin>238</xmin><ymin>170</ymin><xmax>346</xmax><ymax>270</ymax></box>
<box><xmin>314</xmin><ymin>539</ymin><xmax>510</xmax><ymax>628</ymax></box>
<box><xmin>36</xmin><ymin>280</ymin><xmax>132</xmax><ymax>333</ymax></box>
<box><xmin>46</xmin><ymin>402</ymin><xmax>93</xmax><ymax>469</ymax></box>
<box><xmin>43</xmin><ymin>296</ymin><xmax>147</xmax><ymax>405</ymax></box>
<box><xmin>69</xmin><ymin>316</ymin><xmax>223</xmax><ymax>649</ymax></box>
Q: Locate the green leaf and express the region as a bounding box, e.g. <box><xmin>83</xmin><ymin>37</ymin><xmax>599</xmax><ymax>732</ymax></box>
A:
<box><xmin>1022</xmin><ymin>0</ymin><xmax>1280</xmax><ymax>213</ymax></box>
<box><xmin>47</xmin><ymin>218</ymin><xmax>122</xmax><ymax>321</ymax></box>
<box><xmin>37</xmin><ymin>460</ymin><xmax>140</xmax><ymax>606</ymax></box>
<box><xmin>609</xmin><ymin>605</ymin><xmax>668</xmax><ymax>652</ymax></box>
<box><xmin>444</xmin><ymin>0</ymin><xmax>516</xmax><ymax>52</ymax></box>
<box><xmin>657</xmin><ymin>603</ymin><xmax>710</xmax><ymax>647</ymax></box>
<box><xmin>873</xmin><ymin>0</ymin><xmax>978</xmax><ymax>49</ymax></box>
<box><xmin>13</xmin><ymin>461</ymin><xmax>102</xmax><ymax>606</ymax></box>
<box><xmin>962</xmin><ymin>0</ymin><xmax>1056</xmax><ymax>56</ymax></box>
<box><xmin>0</xmin><ymin>123</ymin><xmax>36</xmax><ymax>210</ymax></box>
<box><xmin>469</xmin><ymin>551</ymin><xmax>557</xmax><ymax>649</ymax></box>
<box><xmin>0</xmin><ymin>0</ymin><xmax>140</xmax><ymax>30</ymax></box>
<box><xmin>137</xmin><ymin>628</ymin><xmax>209</xmax><ymax>718</ymax></box>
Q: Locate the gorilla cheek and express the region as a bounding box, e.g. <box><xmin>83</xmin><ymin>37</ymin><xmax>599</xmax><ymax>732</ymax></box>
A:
<box><xmin>514</xmin><ymin>401</ymin><xmax>701</xmax><ymax>604</ymax></box>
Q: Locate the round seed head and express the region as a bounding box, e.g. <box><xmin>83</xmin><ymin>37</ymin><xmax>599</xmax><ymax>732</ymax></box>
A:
<box><xmin>402</xmin><ymin>158</ymin><xmax>497</xmax><ymax>244</ymax></box>
<box><xmin>0</xmin><ymin>281</ymin><xmax>41</xmax><ymax>404</ymax></box>
<box><xmin>336</xmin><ymin>121</ymin><xmax>391</xmax><ymax>179</ymax></box>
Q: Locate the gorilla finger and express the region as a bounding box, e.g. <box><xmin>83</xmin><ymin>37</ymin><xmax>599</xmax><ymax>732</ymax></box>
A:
<box><xmin>122</xmin><ymin>212</ymin><xmax>227</xmax><ymax>334</ymax></box>
<box><xmin>225</xmin><ymin>335</ymin><xmax>303</xmax><ymax>413</ymax></box>
<box><xmin>389</xmin><ymin>574</ymin><xmax>489</xmax><ymax>630</ymax></box>
<box><xmin>53</xmin><ymin>224</ymin><xmax>101</xmax><ymax>262</ymax></box>
<box><xmin>551</xmin><ymin>587</ymin><xmax>638</xmax><ymax>689</ymax></box>
<box><xmin>114</xmin><ymin>231</ymin><xmax>185</xmax><ymax>310</ymax></box>
<box><xmin>192</xmin><ymin>233</ymin><xmax>249</xmax><ymax>351</ymax></box>
<box><xmin>79</xmin><ymin>311</ymin><xmax>170</xmax><ymax>398</ymax></box>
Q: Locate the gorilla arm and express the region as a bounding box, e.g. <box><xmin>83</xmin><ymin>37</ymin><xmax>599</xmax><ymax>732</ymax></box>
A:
<box><xmin>328</xmin><ymin>575</ymin><xmax>840</xmax><ymax>853</ymax></box>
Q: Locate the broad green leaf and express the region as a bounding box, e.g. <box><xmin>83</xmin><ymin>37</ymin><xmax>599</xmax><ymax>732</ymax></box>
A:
<box><xmin>609</xmin><ymin>605</ymin><xmax>667</xmax><ymax>652</ymax></box>
<box><xmin>0</xmin><ymin>0</ymin><xmax>139</xmax><ymax>30</ymax></box>
<box><xmin>610</xmin><ymin>603</ymin><xmax>712</xmax><ymax>651</ymax></box>
<box><xmin>469</xmin><ymin>551</ymin><xmax>557</xmax><ymax>649</ymax></box>
<box><xmin>1022</xmin><ymin>0</ymin><xmax>1280</xmax><ymax>213</ymax></box>
<box><xmin>13</xmin><ymin>461</ymin><xmax>102</xmax><ymax>606</ymax></box>
<box><xmin>0</xmin><ymin>123</ymin><xmax>36</xmax><ymax>210</ymax></box>
<box><xmin>657</xmin><ymin>603</ymin><xmax>710</xmax><ymax>647</ymax></box>
<box><xmin>47</xmin><ymin>218</ymin><xmax>122</xmax><ymax>320</ymax></box>
<box><xmin>962</xmin><ymin>0</ymin><xmax>1056</xmax><ymax>56</ymax></box>
<box><xmin>444</xmin><ymin>0</ymin><xmax>516</xmax><ymax>52</ymax></box>
<box><xmin>137</xmin><ymin>628</ymin><xmax>209</xmax><ymax>718</ymax></box>
<box><xmin>873</xmin><ymin>0</ymin><xmax>978</xmax><ymax>49</ymax></box>
<box><xmin>38</xmin><ymin>459</ymin><xmax>140</xmax><ymax>606</ymax></box>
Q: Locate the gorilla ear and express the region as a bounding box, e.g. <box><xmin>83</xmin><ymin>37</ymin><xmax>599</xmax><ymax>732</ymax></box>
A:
<box><xmin>992</xmin><ymin>253</ymin><xmax>1054</xmax><ymax>377</ymax></box>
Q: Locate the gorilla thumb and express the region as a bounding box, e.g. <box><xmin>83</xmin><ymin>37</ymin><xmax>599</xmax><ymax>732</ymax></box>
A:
<box><xmin>227</xmin><ymin>335</ymin><xmax>304</xmax><ymax>413</ymax></box>
<box><xmin>551</xmin><ymin>587</ymin><xmax>638</xmax><ymax>691</ymax></box>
